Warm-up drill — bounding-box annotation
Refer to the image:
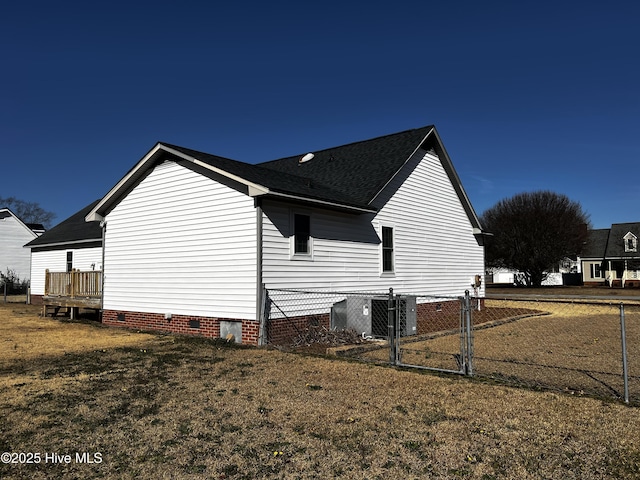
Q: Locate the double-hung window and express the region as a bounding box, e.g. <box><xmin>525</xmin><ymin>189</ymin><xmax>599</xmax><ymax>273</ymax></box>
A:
<box><xmin>381</xmin><ymin>226</ymin><xmax>394</xmax><ymax>273</ymax></box>
<box><xmin>292</xmin><ymin>213</ymin><xmax>312</xmax><ymax>257</ymax></box>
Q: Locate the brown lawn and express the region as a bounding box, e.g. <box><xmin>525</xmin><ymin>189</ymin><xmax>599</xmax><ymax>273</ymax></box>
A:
<box><xmin>1</xmin><ymin>303</ymin><xmax>640</xmax><ymax>479</ymax></box>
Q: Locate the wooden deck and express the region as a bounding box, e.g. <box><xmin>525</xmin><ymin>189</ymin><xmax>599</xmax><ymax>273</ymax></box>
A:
<box><xmin>43</xmin><ymin>269</ymin><xmax>103</xmax><ymax>317</ymax></box>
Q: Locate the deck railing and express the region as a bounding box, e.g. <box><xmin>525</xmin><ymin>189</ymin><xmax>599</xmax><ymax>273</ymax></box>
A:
<box><xmin>44</xmin><ymin>269</ymin><xmax>103</xmax><ymax>298</ymax></box>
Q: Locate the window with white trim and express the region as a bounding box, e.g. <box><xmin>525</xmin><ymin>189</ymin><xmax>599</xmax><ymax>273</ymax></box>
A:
<box><xmin>66</xmin><ymin>251</ymin><xmax>73</xmax><ymax>272</ymax></box>
<box><xmin>381</xmin><ymin>226</ymin><xmax>394</xmax><ymax>273</ymax></box>
<box><xmin>590</xmin><ymin>263</ymin><xmax>602</xmax><ymax>279</ymax></box>
<box><xmin>292</xmin><ymin>213</ymin><xmax>312</xmax><ymax>257</ymax></box>
<box><xmin>624</xmin><ymin>232</ymin><xmax>637</xmax><ymax>252</ymax></box>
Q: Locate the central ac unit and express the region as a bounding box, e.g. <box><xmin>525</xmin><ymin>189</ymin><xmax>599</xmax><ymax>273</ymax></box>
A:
<box><xmin>330</xmin><ymin>296</ymin><xmax>416</xmax><ymax>338</ymax></box>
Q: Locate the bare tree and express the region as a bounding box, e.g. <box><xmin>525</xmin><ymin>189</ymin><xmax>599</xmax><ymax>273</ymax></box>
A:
<box><xmin>0</xmin><ymin>196</ymin><xmax>56</xmax><ymax>228</ymax></box>
<box><xmin>481</xmin><ymin>191</ymin><xmax>590</xmax><ymax>287</ymax></box>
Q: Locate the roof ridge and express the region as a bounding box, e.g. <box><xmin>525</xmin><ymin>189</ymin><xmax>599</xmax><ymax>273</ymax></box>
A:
<box><xmin>258</xmin><ymin>125</ymin><xmax>433</xmax><ymax>165</ymax></box>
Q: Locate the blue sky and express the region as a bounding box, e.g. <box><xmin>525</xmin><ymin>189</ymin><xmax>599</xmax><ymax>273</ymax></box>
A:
<box><xmin>2</xmin><ymin>1</ymin><xmax>638</xmax><ymax>229</ymax></box>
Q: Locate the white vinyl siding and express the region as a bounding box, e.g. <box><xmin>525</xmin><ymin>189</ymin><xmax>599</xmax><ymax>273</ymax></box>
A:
<box><xmin>0</xmin><ymin>213</ymin><xmax>38</xmax><ymax>282</ymax></box>
<box><xmin>30</xmin><ymin>247</ymin><xmax>103</xmax><ymax>295</ymax></box>
<box><xmin>262</xmin><ymin>149</ymin><xmax>485</xmax><ymax>297</ymax></box>
<box><xmin>102</xmin><ymin>160</ymin><xmax>257</xmax><ymax>319</ymax></box>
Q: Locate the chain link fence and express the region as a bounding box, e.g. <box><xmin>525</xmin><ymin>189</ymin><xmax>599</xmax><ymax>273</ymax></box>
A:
<box><xmin>263</xmin><ymin>289</ymin><xmax>394</xmax><ymax>356</ymax></box>
<box><xmin>262</xmin><ymin>288</ymin><xmax>639</xmax><ymax>405</ymax></box>
<box><xmin>1</xmin><ymin>280</ymin><xmax>29</xmax><ymax>303</ymax></box>
<box><xmin>263</xmin><ymin>289</ymin><xmax>472</xmax><ymax>373</ymax></box>
<box><xmin>473</xmin><ymin>296</ymin><xmax>638</xmax><ymax>404</ymax></box>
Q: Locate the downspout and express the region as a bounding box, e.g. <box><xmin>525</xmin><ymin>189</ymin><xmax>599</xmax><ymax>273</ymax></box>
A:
<box><xmin>100</xmin><ymin>220</ymin><xmax>106</xmax><ymax>312</ymax></box>
<box><xmin>255</xmin><ymin>199</ymin><xmax>265</xmax><ymax>345</ymax></box>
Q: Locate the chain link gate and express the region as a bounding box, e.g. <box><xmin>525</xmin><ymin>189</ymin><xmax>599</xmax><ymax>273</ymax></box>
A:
<box><xmin>390</xmin><ymin>289</ymin><xmax>473</xmax><ymax>376</ymax></box>
<box><xmin>263</xmin><ymin>288</ymin><xmax>474</xmax><ymax>375</ymax></box>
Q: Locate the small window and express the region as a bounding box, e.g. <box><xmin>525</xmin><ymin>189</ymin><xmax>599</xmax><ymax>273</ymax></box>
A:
<box><xmin>590</xmin><ymin>263</ymin><xmax>602</xmax><ymax>279</ymax></box>
<box><xmin>624</xmin><ymin>232</ymin><xmax>637</xmax><ymax>252</ymax></box>
<box><xmin>382</xmin><ymin>226</ymin><xmax>394</xmax><ymax>273</ymax></box>
<box><xmin>294</xmin><ymin>214</ymin><xmax>311</xmax><ymax>255</ymax></box>
<box><xmin>627</xmin><ymin>238</ymin><xmax>636</xmax><ymax>252</ymax></box>
<box><xmin>66</xmin><ymin>252</ymin><xmax>73</xmax><ymax>272</ymax></box>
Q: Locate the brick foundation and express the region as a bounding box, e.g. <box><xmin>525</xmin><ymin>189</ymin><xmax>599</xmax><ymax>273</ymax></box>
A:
<box><xmin>266</xmin><ymin>313</ymin><xmax>330</xmax><ymax>345</ymax></box>
<box><xmin>264</xmin><ymin>300</ymin><xmax>482</xmax><ymax>346</ymax></box>
<box><xmin>102</xmin><ymin>310</ymin><xmax>260</xmax><ymax>345</ymax></box>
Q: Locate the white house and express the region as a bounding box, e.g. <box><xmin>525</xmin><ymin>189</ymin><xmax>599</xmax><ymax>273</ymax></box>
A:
<box><xmin>25</xmin><ymin>200</ymin><xmax>103</xmax><ymax>303</ymax></box>
<box><xmin>85</xmin><ymin>125</ymin><xmax>487</xmax><ymax>344</ymax></box>
<box><xmin>0</xmin><ymin>208</ymin><xmax>44</xmax><ymax>283</ymax></box>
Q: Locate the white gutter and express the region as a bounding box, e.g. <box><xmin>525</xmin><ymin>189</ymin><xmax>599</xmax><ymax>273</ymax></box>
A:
<box><xmin>26</xmin><ymin>238</ymin><xmax>103</xmax><ymax>249</ymax></box>
<box><xmin>265</xmin><ymin>191</ymin><xmax>376</xmax><ymax>214</ymax></box>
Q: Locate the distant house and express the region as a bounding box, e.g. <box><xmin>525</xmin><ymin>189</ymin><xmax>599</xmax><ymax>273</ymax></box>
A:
<box><xmin>25</xmin><ymin>200</ymin><xmax>103</xmax><ymax>304</ymax></box>
<box><xmin>0</xmin><ymin>208</ymin><xmax>44</xmax><ymax>283</ymax></box>
<box><xmin>581</xmin><ymin>223</ymin><xmax>640</xmax><ymax>287</ymax></box>
<box><xmin>78</xmin><ymin>125</ymin><xmax>486</xmax><ymax>344</ymax></box>
<box><xmin>487</xmin><ymin>257</ymin><xmax>579</xmax><ymax>287</ymax></box>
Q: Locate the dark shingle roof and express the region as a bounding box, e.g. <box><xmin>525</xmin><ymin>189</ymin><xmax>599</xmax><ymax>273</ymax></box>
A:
<box><xmin>88</xmin><ymin>124</ymin><xmax>482</xmax><ymax>231</ymax></box>
<box><xmin>581</xmin><ymin>228</ymin><xmax>610</xmax><ymax>258</ymax></box>
<box><xmin>25</xmin><ymin>200</ymin><xmax>102</xmax><ymax>248</ymax></box>
<box><xmin>258</xmin><ymin>126</ymin><xmax>434</xmax><ymax>206</ymax></box>
<box><xmin>162</xmin><ymin>144</ymin><xmax>370</xmax><ymax>210</ymax></box>
<box><xmin>606</xmin><ymin>222</ymin><xmax>640</xmax><ymax>258</ymax></box>
<box><xmin>161</xmin><ymin>126</ymin><xmax>434</xmax><ymax>210</ymax></box>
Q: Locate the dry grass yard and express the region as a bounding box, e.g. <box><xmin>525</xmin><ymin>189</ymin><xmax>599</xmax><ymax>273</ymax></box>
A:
<box><xmin>400</xmin><ymin>300</ymin><xmax>639</xmax><ymax>400</ymax></box>
<box><xmin>1</xmin><ymin>303</ymin><xmax>640</xmax><ymax>479</ymax></box>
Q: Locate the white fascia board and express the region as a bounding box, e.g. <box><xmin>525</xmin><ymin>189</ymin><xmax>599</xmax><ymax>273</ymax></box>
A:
<box><xmin>85</xmin><ymin>143</ymin><xmax>271</xmax><ymax>222</ymax></box>
<box><xmin>0</xmin><ymin>208</ymin><xmax>39</xmax><ymax>239</ymax></box>
<box><xmin>430</xmin><ymin>127</ymin><xmax>482</xmax><ymax>231</ymax></box>
<box><xmin>368</xmin><ymin>126</ymin><xmax>483</xmax><ymax>231</ymax></box>
<box><xmin>248</xmin><ymin>185</ymin><xmax>269</xmax><ymax>196</ymax></box>
<box><xmin>368</xmin><ymin>127</ymin><xmax>435</xmax><ymax>206</ymax></box>
<box><xmin>159</xmin><ymin>145</ymin><xmax>270</xmax><ymax>197</ymax></box>
<box><xmin>85</xmin><ymin>144</ymin><xmax>165</xmax><ymax>222</ymax></box>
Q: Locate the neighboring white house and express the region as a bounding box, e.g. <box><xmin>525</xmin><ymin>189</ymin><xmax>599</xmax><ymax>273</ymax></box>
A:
<box><xmin>84</xmin><ymin>125</ymin><xmax>487</xmax><ymax>344</ymax></box>
<box><xmin>24</xmin><ymin>200</ymin><xmax>103</xmax><ymax>302</ymax></box>
<box><xmin>0</xmin><ymin>208</ymin><xmax>44</xmax><ymax>283</ymax></box>
<box><xmin>487</xmin><ymin>257</ymin><xmax>579</xmax><ymax>287</ymax></box>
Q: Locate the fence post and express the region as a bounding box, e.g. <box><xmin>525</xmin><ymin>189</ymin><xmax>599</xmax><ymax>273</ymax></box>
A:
<box><xmin>464</xmin><ymin>290</ymin><xmax>474</xmax><ymax>376</ymax></box>
<box><xmin>388</xmin><ymin>288</ymin><xmax>397</xmax><ymax>365</ymax></box>
<box><xmin>257</xmin><ymin>285</ymin><xmax>268</xmax><ymax>347</ymax></box>
<box><xmin>620</xmin><ymin>303</ymin><xmax>629</xmax><ymax>404</ymax></box>
<box><xmin>394</xmin><ymin>294</ymin><xmax>402</xmax><ymax>365</ymax></box>
<box><xmin>459</xmin><ymin>296</ymin><xmax>466</xmax><ymax>373</ymax></box>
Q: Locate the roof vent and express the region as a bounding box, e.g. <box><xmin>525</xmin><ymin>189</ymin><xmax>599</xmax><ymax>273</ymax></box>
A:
<box><xmin>299</xmin><ymin>153</ymin><xmax>314</xmax><ymax>164</ymax></box>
